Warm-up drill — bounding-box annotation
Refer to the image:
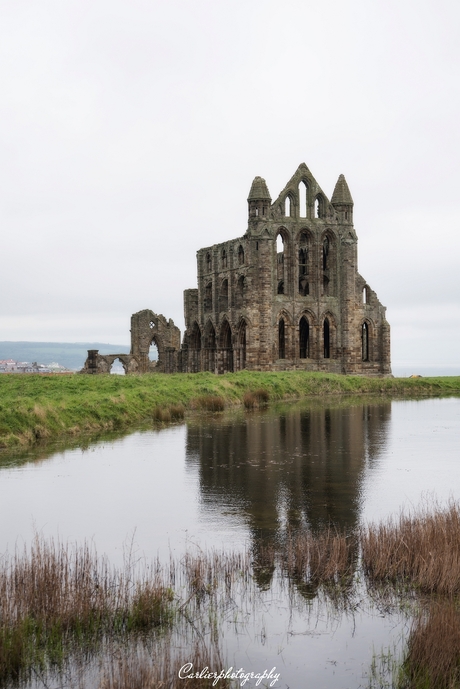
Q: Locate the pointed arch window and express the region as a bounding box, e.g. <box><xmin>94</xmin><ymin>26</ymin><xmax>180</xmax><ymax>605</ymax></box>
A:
<box><xmin>299</xmin><ymin>317</ymin><xmax>309</xmax><ymax>358</ymax></box>
<box><xmin>204</xmin><ymin>282</ymin><xmax>212</xmax><ymax>312</ymax></box>
<box><xmin>298</xmin><ymin>181</ymin><xmax>308</xmax><ymax>218</ymax></box>
<box><xmin>363</xmin><ymin>286</ymin><xmax>369</xmax><ymax>304</ymax></box>
<box><xmin>362</xmin><ymin>322</ymin><xmax>369</xmax><ymax>361</ymax></box>
<box><xmin>221</xmin><ymin>249</ymin><xmax>227</xmax><ymax>268</ymax></box>
<box><xmin>219</xmin><ymin>279</ymin><xmax>228</xmax><ymax>311</ymax></box>
<box><xmin>315</xmin><ymin>196</ymin><xmax>324</xmax><ymax>219</ymax></box>
<box><xmin>323</xmin><ymin>318</ymin><xmax>330</xmax><ymax>358</ymax></box>
<box><xmin>238</xmin><ymin>245</ymin><xmax>244</xmax><ymax>265</ymax></box>
<box><xmin>284</xmin><ymin>196</ymin><xmax>291</xmax><ymax>217</ymax></box>
<box><xmin>278</xmin><ymin>319</ymin><xmax>286</xmax><ymax>359</ymax></box>
<box><xmin>206</xmin><ymin>252</ymin><xmax>212</xmax><ymax>272</ymax></box>
<box><xmin>236</xmin><ymin>275</ymin><xmax>245</xmax><ymax>308</ymax></box>
<box><xmin>238</xmin><ymin>320</ymin><xmax>247</xmax><ymax>370</ymax></box>
<box><xmin>299</xmin><ymin>248</ymin><xmax>308</xmax><ymax>277</ymax></box>
<box><xmin>322</xmin><ymin>237</ymin><xmax>329</xmax><ymax>270</ymax></box>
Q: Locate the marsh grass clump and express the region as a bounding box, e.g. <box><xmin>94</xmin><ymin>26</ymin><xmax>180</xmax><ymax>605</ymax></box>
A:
<box><xmin>0</xmin><ymin>538</ymin><xmax>174</xmax><ymax>682</ymax></box>
<box><xmin>283</xmin><ymin>528</ymin><xmax>356</xmax><ymax>590</ymax></box>
<box><xmin>362</xmin><ymin>501</ymin><xmax>460</xmax><ymax>595</ymax></box>
<box><xmin>153</xmin><ymin>403</ymin><xmax>185</xmax><ymax>423</ymax></box>
<box><xmin>243</xmin><ymin>388</ymin><xmax>270</xmax><ymax>409</ymax></box>
<box><xmin>153</xmin><ymin>406</ymin><xmax>171</xmax><ymax>423</ymax></box>
<box><xmin>400</xmin><ymin>601</ymin><xmax>460</xmax><ymax>689</ymax></box>
<box><xmin>191</xmin><ymin>395</ymin><xmax>225</xmax><ymax>412</ymax></box>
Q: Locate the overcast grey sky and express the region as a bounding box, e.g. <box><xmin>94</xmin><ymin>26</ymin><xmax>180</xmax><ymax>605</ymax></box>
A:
<box><xmin>1</xmin><ymin>0</ymin><xmax>459</xmax><ymax>373</ymax></box>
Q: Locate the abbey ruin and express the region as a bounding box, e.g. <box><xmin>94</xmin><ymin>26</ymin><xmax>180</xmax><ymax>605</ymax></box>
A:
<box><xmin>81</xmin><ymin>163</ymin><xmax>391</xmax><ymax>376</ymax></box>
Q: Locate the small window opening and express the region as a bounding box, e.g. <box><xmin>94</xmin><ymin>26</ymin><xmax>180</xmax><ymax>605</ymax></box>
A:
<box><xmin>362</xmin><ymin>322</ymin><xmax>369</xmax><ymax>361</ymax></box>
<box><xmin>204</xmin><ymin>282</ymin><xmax>212</xmax><ymax>312</ymax></box>
<box><xmin>284</xmin><ymin>196</ymin><xmax>291</xmax><ymax>217</ymax></box>
<box><xmin>238</xmin><ymin>245</ymin><xmax>244</xmax><ymax>265</ymax></box>
<box><xmin>315</xmin><ymin>196</ymin><xmax>323</xmax><ymax>219</ymax></box>
<box><xmin>299</xmin><ymin>317</ymin><xmax>309</xmax><ymax>358</ymax></box>
<box><xmin>363</xmin><ymin>286</ymin><xmax>368</xmax><ymax>304</ymax></box>
<box><xmin>299</xmin><ymin>248</ymin><xmax>308</xmax><ymax>275</ymax></box>
<box><xmin>298</xmin><ymin>181</ymin><xmax>307</xmax><ymax>218</ymax></box>
<box><xmin>255</xmin><ymin>208</ymin><xmax>259</xmax><ymax>216</ymax></box>
<box><xmin>276</xmin><ymin>233</ymin><xmax>284</xmax><ymax>254</ymax></box>
<box><xmin>256</xmin><ymin>241</ymin><xmax>259</xmax><ymax>250</ymax></box>
<box><xmin>149</xmin><ymin>340</ymin><xmax>159</xmax><ymax>364</ymax></box>
<box><xmin>149</xmin><ymin>320</ymin><xmax>155</xmax><ymax>329</ymax></box>
<box><xmin>110</xmin><ymin>358</ymin><xmax>126</xmax><ymax>376</ymax></box>
<box><xmin>236</xmin><ymin>275</ymin><xmax>245</xmax><ymax>307</ymax></box>
<box><xmin>278</xmin><ymin>319</ymin><xmax>285</xmax><ymax>359</ymax></box>
<box><xmin>322</xmin><ymin>237</ymin><xmax>329</xmax><ymax>270</ymax></box>
<box><xmin>206</xmin><ymin>253</ymin><xmax>212</xmax><ymax>272</ymax></box>
<box><xmin>277</xmin><ymin>280</ymin><xmax>285</xmax><ymax>295</ymax></box>
<box><xmin>219</xmin><ymin>279</ymin><xmax>228</xmax><ymax>312</ymax></box>
<box><xmin>323</xmin><ymin>318</ymin><xmax>330</xmax><ymax>358</ymax></box>
<box><xmin>345</xmin><ymin>211</ymin><xmax>348</xmax><ymax>220</ymax></box>
<box><xmin>222</xmin><ymin>249</ymin><xmax>227</xmax><ymax>268</ymax></box>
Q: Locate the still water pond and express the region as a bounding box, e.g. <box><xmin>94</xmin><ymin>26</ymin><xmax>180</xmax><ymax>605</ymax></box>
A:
<box><xmin>1</xmin><ymin>396</ymin><xmax>460</xmax><ymax>688</ymax></box>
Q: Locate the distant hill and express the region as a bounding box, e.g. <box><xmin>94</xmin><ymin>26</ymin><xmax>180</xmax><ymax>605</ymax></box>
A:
<box><xmin>0</xmin><ymin>342</ymin><xmax>130</xmax><ymax>371</ymax></box>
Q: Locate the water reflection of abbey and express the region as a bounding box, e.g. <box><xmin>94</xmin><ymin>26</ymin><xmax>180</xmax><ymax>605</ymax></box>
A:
<box><xmin>186</xmin><ymin>402</ymin><xmax>390</xmax><ymax>575</ymax></box>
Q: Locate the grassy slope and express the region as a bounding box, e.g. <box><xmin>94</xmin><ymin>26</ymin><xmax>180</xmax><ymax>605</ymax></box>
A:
<box><xmin>1</xmin><ymin>371</ymin><xmax>460</xmax><ymax>449</ymax></box>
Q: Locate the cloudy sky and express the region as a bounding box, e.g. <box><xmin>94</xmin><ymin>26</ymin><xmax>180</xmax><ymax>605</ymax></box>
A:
<box><xmin>1</xmin><ymin>0</ymin><xmax>459</xmax><ymax>374</ymax></box>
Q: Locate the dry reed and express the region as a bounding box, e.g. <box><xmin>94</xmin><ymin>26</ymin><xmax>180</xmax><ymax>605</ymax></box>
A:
<box><xmin>0</xmin><ymin>537</ymin><xmax>174</xmax><ymax>682</ymax></box>
<box><xmin>400</xmin><ymin>600</ymin><xmax>460</xmax><ymax>689</ymax></box>
<box><xmin>153</xmin><ymin>404</ymin><xmax>185</xmax><ymax>423</ymax></box>
<box><xmin>191</xmin><ymin>395</ymin><xmax>225</xmax><ymax>412</ymax></box>
<box><xmin>362</xmin><ymin>500</ymin><xmax>460</xmax><ymax>595</ymax></box>
<box><xmin>243</xmin><ymin>388</ymin><xmax>270</xmax><ymax>409</ymax></box>
<box><xmin>283</xmin><ymin>528</ymin><xmax>356</xmax><ymax>588</ymax></box>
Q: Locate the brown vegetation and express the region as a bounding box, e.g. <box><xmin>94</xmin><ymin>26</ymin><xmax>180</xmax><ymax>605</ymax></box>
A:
<box><xmin>401</xmin><ymin>601</ymin><xmax>460</xmax><ymax>689</ymax></box>
<box><xmin>284</xmin><ymin>528</ymin><xmax>356</xmax><ymax>586</ymax></box>
<box><xmin>191</xmin><ymin>395</ymin><xmax>225</xmax><ymax>412</ymax></box>
<box><xmin>0</xmin><ymin>538</ymin><xmax>173</xmax><ymax>682</ymax></box>
<box><xmin>361</xmin><ymin>501</ymin><xmax>460</xmax><ymax>595</ymax></box>
<box><xmin>243</xmin><ymin>388</ymin><xmax>270</xmax><ymax>409</ymax></box>
<box><xmin>153</xmin><ymin>403</ymin><xmax>185</xmax><ymax>423</ymax></box>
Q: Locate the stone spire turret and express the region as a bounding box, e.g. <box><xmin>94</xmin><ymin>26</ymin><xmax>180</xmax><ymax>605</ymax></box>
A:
<box><xmin>248</xmin><ymin>176</ymin><xmax>271</xmax><ymax>219</ymax></box>
<box><xmin>331</xmin><ymin>174</ymin><xmax>353</xmax><ymax>224</ymax></box>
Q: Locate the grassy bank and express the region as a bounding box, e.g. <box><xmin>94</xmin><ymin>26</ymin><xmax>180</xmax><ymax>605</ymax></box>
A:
<box><xmin>1</xmin><ymin>371</ymin><xmax>459</xmax><ymax>449</ymax></box>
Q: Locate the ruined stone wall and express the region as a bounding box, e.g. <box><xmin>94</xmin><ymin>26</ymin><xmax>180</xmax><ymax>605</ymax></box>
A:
<box><xmin>81</xmin><ymin>163</ymin><xmax>390</xmax><ymax>377</ymax></box>
<box><xmin>182</xmin><ymin>163</ymin><xmax>391</xmax><ymax>376</ymax></box>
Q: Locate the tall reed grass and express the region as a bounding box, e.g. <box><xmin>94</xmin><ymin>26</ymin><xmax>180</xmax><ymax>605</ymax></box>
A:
<box><xmin>0</xmin><ymin>538</ymin><xmax>173</xmax><ymax>682</ymax></box>
<box><xmin>400</xmin><ymin>600</ymin><xmax>460</xmax><ymax>689</ymax></box>
<box><xmin>362</xmin><ymin>501</ymin><xmax>460</xmax><ymax>595</ymax></box>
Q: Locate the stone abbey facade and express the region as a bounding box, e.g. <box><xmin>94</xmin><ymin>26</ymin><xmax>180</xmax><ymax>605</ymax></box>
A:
<box><xmin>81</xmin><ymin>163</ymin><xmax>391</xmax><ymax>376</ymax></box>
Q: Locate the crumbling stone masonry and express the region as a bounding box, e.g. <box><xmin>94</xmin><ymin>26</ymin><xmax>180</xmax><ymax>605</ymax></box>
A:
<box><xmin>82</xmin><ymin>163</ymin><xmax>391</xmax><ymax>376</ymax></box>
<box><xmin>80</xmin><ymin>310</ymin><xmax>181</xmax><ymax>374</ymax></box>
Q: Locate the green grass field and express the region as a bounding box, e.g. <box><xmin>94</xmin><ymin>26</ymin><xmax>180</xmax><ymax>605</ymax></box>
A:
<box><xmin>1</xmin><ymin>371</ymin><xmax>459</xmax><ymax>449</ymax></box>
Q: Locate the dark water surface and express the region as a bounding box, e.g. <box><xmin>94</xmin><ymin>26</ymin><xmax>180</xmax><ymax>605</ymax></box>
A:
<box><xmin>1</xmin><ymin>396</ymin><xmax>459</xmax><ymax>688</ymax></box>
